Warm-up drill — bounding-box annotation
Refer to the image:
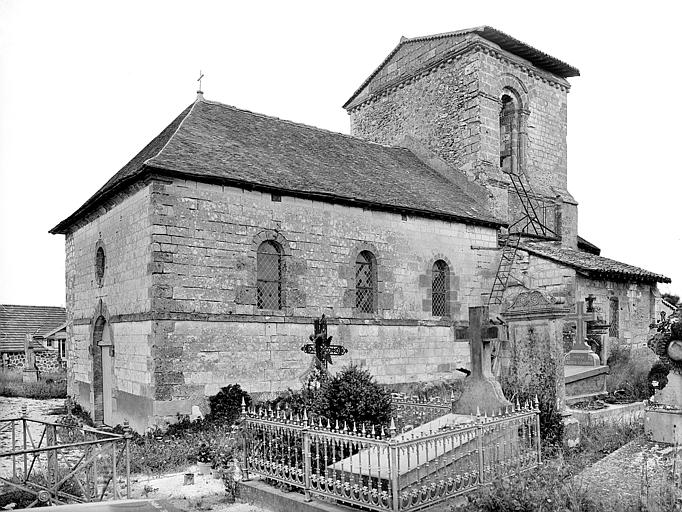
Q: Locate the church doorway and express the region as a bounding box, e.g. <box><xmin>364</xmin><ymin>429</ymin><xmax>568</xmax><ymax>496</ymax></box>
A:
<box><xmin>92</xmin><ymin>316</ymin><xmax>114</xmax><ymax>425</ymax></box>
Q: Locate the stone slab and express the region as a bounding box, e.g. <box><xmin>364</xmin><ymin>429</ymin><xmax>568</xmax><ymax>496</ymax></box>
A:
<box><xmin>13</xmin><ymin>499</ymin><xmax>182</xmax><ymax>512</ymax></box>
<box><xmin>564</xmin><ymin>365</ymin><xmax>608</xmax><ymax>403</ymax></box>
<box><xmin>238</xmin><ymin>477</ymin><xmax>356</xmax><ymax>512</ymax></box>
<box><xmin>568</xmin><ymin>401</ymin><xmax>645</xmax><ymax>427</ymax></box>
<box><xmin>577</xmin><ymin>439</ymin><xmax>682</xmax><ymax>510</ymax></box>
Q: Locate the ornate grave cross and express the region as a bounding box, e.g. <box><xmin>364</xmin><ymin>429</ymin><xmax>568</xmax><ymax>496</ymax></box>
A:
<box><xmin>455</xmin><ymin>306</ymin><xmax>501</xmax><ymax>380</ymax></box>
<box><xmin>300</xmin><ymin>314</ymin><xmax>348</xmax><ymax>372</ymax></box>
<box><xmin>565</xmin><ymin>300</ymin><xmax>600</xmax><ymax>366</ymax></box>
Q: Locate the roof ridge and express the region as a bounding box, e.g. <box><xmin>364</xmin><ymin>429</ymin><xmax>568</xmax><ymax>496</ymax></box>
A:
<box><xmin>144</xmin><ymin>98</ymin><xmax>200</xmax><ymax>167</ymax></box>
<box><xmin>198</xmin><ymin>98</ymin><xmax>407</xmax><ymax>151</ymax></box>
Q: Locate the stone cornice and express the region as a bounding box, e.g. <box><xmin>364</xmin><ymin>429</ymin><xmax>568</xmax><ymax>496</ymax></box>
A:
<box><xmin>346</xmin><ymin>38</ymin><xmax>572</xmax><ymax>114</ymax></box>
<box><xmin>71</xmin><ymin>312</ymin><xmax>462</xmax><ymax>328</ymax></box>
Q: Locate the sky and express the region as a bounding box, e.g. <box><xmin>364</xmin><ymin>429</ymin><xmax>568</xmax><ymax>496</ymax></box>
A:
<box><xmin>0</xmin><ymin>0</ymin><xmax>680</xmax><ymax>307</ymax></box>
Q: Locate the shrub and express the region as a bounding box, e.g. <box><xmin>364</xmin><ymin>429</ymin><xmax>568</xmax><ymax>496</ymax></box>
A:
<box><xmin>206</xmin><ymin>384</ymin><xmax>252</xmax><ymax>424</ymax></box>
<box><xmin>501</xmin><ymin>355</ymin><xmax>564</xmax><ymax>447</ymax></box>
<box><xmin>606</xmin><ymin>345</ymin><xmax>656</xmax><ymax>400</ymax></box>
<box><xmin>647</xmin><ymin>361</ymin><xmax>671</xmax><ymax>396</ymax></box>
<box><xmin>312</xmin><ymin>365</ymin><xmax>393</xmax><ymax>428</ymax></box>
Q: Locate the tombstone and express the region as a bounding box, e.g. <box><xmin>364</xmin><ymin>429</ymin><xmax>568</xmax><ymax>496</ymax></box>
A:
<box><xmin>451</xmin><ymin>306</ymin><xmax>511</xmax><ymax>415</ymax></box>
<box><xmin>564</xmin><ymin>300</ymin><xmax>601</xmax><ymax>366</ymax></box>
<box><xmin>502</xmin><ymin>290</ymin><xmax>580</xmax><ymax>448</ymax></box>
<box><xmin>563</xmin><ymin>299</ymin><xmax>609</xmax><ymax>402</ymax></box>
<box><xmin>22</xmin><ymin>333</ymin><xmax>38</xmax><ymax>384</ymax></box>
<box><xmin>584</xmin><ymin>295</ymin><xmax>611</xmax><ymax>365</ymax></box>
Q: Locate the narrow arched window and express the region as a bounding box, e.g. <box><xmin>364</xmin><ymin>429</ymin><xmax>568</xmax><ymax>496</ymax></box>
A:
<box><xmin>499</xmin><ymin>92</ymin><xmax>520</xmax><ymax>174</ymax></box>
<box><xmin>95</xmin><ymin>247</ymin><xmax>105</xmax><ymax>287</ymax></box>
<box><xmin>432</xmin><ymin>260</ymin><xmax>449</xmax><ymax>317</ymax></box>
<box><xmin>257</xmin><ymin>241</ymin><xmax>282</xmax><ymax>310</ymax></box>
<box><xmin>355</xmin><ymin>251</ymin><xmax>376</xmax><ymax>313</ymax></box>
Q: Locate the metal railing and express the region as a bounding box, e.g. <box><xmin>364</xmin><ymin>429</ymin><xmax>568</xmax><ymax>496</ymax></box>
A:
<box><xmin>0</xmin><ymin>406</ymin><xmax>131</xmax><ymax>507</ymax></box>
<box><xmin>241</xmin><ymin>399</ymin><xmax>541</xmax><ymax>511</ymax></box>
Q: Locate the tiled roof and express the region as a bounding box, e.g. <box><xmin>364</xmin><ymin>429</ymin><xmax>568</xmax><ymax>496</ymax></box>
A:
<box><xmin>50</xmin><ymin>98</ymin><xmax>502</xmax><ymax>234</ymax></box>
<box><xmin>577</xmin><ymin>235</ymin><xmax>601</xmax><ymax>255</ymax></box>
<box><xmin>344</xmin><ymin>26</ymin><xmax>579</xmax><ymax>110</ymax></box>
<box><xmin>521</xmin><ymin>242</ymin><xmax>671</xmax><ymax>284</ymax></box>
<box><xmin>0</xmin><ymin>305</ymin><xmax>66</xmax><ymax>353</ymax></box>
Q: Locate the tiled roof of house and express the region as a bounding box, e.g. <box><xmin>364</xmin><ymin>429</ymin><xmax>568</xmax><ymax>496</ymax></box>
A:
<box><xmin>344</xmin><ymin>26</ymin><xmax>579</xmax><ymax>110</ymax></box>
<box><xmin>521</xmin><ymin>241</ymin><xmax>671</xmax><ymax>284</ymax></box>
<box><xmin>50</xmin><ymin>98</ymin><xmax>502</xmax><ymax>234</ymax></box>
<box><xmin>0</xmin><ymin>305</ymin><xmax>66</xmax><ymax>353</ymax></box>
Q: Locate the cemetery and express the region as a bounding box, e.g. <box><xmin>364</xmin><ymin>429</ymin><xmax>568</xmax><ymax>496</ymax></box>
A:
<box><xmin>1</xmin><ymin>303</ymin><xmax>681</xmax><ymax>511</ymax></box>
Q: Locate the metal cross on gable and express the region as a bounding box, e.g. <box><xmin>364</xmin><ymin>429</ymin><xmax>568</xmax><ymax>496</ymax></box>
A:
<box><xmin>300</xmin><ymin>314</ymin><xmax>348</xmax><ymax>372</ymax></box>
<box><xmin>197</xmin><ymin>70</ymin><xmax>204</xmax><ymax>92</ymax></box>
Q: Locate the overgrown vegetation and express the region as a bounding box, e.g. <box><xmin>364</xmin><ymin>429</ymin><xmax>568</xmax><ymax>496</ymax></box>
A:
<box><xmin>501</xmin><ymin>354</ymin><xmax>564</xmax><ymax>447</ymax></box>
<box><xmin>606</xmin><ymin>345</ymin><xmax>658</xmax><ymax>400</ymax></box>
<box><xmin>264</xmin><ymin>365</ymin><xmax>394</xmax><ymax>429</ymax></box>
<box><xmin>460</xmin><ymin>420</ymin><xmax>664</xmax><ymax>512</ymax></box>
<box><xmin>0</xmin><ymin>369</ymin><xmax>66</xmax><ymax>398</ymax></box>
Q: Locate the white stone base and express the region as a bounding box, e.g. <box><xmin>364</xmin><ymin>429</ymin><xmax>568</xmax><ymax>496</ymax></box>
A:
<box><xmin>645</xmin><ymin>408</ymin><xmax>682</xmax><ymax>444</ymax></box>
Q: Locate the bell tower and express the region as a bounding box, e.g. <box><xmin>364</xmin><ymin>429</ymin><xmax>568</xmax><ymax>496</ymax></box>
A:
<box><xmin>344</xmin><ymin>26</ymin><xmax>580</xmax><ymax>248</ymax></box>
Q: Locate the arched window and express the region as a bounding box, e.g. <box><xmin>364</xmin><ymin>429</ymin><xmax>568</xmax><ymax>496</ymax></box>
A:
<box><xmin>432</xmin><ymin>260</ymin><xmax>449</xmax><ymax>317</ymax></box>
<box><xmin>499</xmin><ymin>92</ymin><xmax>520</xmax><ymax>174</ymax></box>
<box><xmin>95</xmin><ymin>246</ymin><xmax>105</xmax><ymax>287</ymax></box>
<box><xmin>257</xmin><ymin>241</ymin><xmax>282</xmax><ymax>309</ymax></box>
<box><xmin>355</xmin><ymin>251</ymin><xmax>376</xmax><ymax>313</ymax></box>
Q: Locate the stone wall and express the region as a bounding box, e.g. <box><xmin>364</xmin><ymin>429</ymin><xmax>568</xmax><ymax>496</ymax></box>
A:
<box><xmin>506</xmin><ymin>249</ymin><xmax>658</xmax><ymax>349</ymax></box>
<box><xmin>2</xmin><ymin>351</ymin><xmax>65</xmax><ymax>373</ymax></box>
<box><xmin>145</xmin><ymin>178</ymin><xmax>498</xmax><ymax>424</ymax></box>
<box><xmin>348</xmin><ymin>37</ymin><xmax>575</xmax><ymax>245</ymax></box>
<box><xmin>65</xmin><ymin>183</ymin><xmax>155</xmax><ymax>429</ymax></box>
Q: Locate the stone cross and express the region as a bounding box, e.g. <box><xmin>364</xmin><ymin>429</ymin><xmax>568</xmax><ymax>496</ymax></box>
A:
<box><xmin>300</xmin><ymin>314</ymin><xmax>348</xmax><ymax>372</ymax></box>
<box><xmin>456</xmin><ymin>306</ymin><xmax>500</xmax><ymax>379</ymax></box>
<box><xmin>565</xmin><ymin>300</ymin><xmax>600</xmax><ymax>366</ymax></box>
<box><xmin>452</xmin><ymin>305</ymin><xmax>511</xmax><ymax>415</ymax></box>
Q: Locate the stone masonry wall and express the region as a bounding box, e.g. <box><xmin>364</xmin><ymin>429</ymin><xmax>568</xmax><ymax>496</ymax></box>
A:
<box><xmin>2</xmin><ymin>351</ymin><xmax>65</xmax><ymax>372</ymax></box>
<box><xmin>146</xmin><ymin>178</ymin><xmax>499</xmax><ymax>423</ymax></box>
<box><xmin>348</xmin><ymin>38</ymin><xmax>576</xmax><ymax>245</ymax></box>
<box><xmin>65</xmin><ymin>183</ymin><xmax>155</xmax><ymax>428</ymax></box>
<box><xmin>576</xmin><ymin>276</ymin><xmax>656</xmax><ymax>349</ymax></box>
<box><xmin>506</xmin><ymin>249</ymin><xmax>658</xmax><ymax>349</ymax></box>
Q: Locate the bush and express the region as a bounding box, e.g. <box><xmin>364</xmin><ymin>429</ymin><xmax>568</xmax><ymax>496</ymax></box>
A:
<box><xmin>606</xmin><ymin>345</ymin><xmax>656</xmax><ymax>400</ymax></box>
<box><xmin>312</xmin><ymin>365</ymin><xmax>393</xmax><ymax>428</ymax></box>
<box><xmin>206</xmin><ymin>384</ymin><xmax>251</xmax><ymax>424</ymax></box>
<box><xmin>501</xmin><ymin>356</ymin><xmax>564</xmax><ymax>447</ymax></box>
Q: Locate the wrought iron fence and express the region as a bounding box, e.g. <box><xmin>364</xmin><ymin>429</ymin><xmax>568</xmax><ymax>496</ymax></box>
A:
<box><xmin>393</xmin><ymin>397</ymin><xmax>452</xmax><ymax>432</ymax></box>
<box><xmin>241</xmin><ymin>399</ymin><xmax>541</xmax><ymax>511</ymax></box>
<box><xmin>0</xmin><ymin>407</ymin><xmax>131</xmax><ymax>507</ymax></box>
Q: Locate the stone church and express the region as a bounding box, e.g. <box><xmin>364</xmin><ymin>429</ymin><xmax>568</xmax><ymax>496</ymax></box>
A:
<box><xmin>51</xmin><ymin>26</ymin><xmax>670</xmax><ymax>431</ymax></box>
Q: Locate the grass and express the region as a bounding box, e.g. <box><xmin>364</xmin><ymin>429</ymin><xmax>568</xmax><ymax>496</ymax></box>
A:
<box><xmin>0</xmin><ymin>369</ymin><xmax>66</xmax><ymax>399</ymax></box>
<box><xmin>117</xmin><ymin>416</ymin><xmax>241</xmax><ymax>476</ymax></box>
<box><xmin>459</xmin><ymin>419</ymin><xmax>681</xmax><ymax>511</ymax></box>
<box><xmin>606</xmin><ymin>344</ymin><xmax>659</xmax><ymax>400</ymax></box>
